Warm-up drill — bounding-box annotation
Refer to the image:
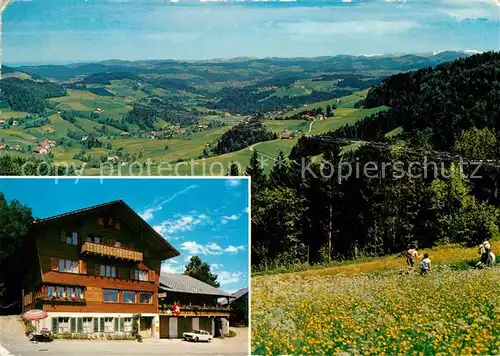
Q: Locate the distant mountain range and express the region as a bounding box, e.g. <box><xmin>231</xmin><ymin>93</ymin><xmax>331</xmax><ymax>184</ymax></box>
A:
<box><xmin>3</xmin><ymin>51</ymin><xmax>472</xmax><ymax>81</ymax></box>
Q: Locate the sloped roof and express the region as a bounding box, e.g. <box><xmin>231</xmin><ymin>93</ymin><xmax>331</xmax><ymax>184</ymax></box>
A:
<box><xmin>232</xmin><ymin>287</ymin><xmax>248</xmax><ymax>300</ymax></box>
<box><xmin>219</xmin><ymin>287</ymin><xmax>248</xmax><ymax>305</ymax></box>
<box><xmin>159</xmin><ymin>273</ymin><xmax>231</xmax><ymax>298</ymax></box>
<box><xmin>33</xmin><ymin>200</ymin><xmax>179</xmax><ymax>260</ymax></box>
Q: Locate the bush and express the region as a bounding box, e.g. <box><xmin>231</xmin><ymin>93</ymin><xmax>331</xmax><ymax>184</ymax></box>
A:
<box><xmin>131</xmin><ymin>313</ymin><xmax>142</xmax><ymax>343</ymax></box>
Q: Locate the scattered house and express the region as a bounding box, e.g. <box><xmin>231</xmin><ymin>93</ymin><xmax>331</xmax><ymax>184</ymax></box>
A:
<box><xmin>57</xmin><ymin>111</ymin><xmax>62</xmax><ymax>115</ymax></box>
<box><xmin>20</xmin><ymin>200</ymin><xmax>180</xmax><ymax>339</ymax></box>
<box><xmin>81</xmin><ymin>136</ymin><xmax>89</xmax><ymax>141</ymax></box>
<box><xmin>219</xmin><ymin>288</ymin><xmax>248</xmax><ymax>327</ymax></box>
<box><xmin>12</xmin><ymin>120</ymin><xmax>18</xmax><ymax>126</ymax></box>
<box><xmin>280</xmin><ymin>131</ymin><xmax>293</xmax><ymax>140</ymax></box>
<box><xmin>40</xmin><ymin>140</ymin><xmax>56</xmax><ymax>150</ymax></box>
<box><xmin>158</xmin><ymin>273</ymin><xmax>233</xmax><ymax>338</ymax></box>
<box><xmin>95</xmin><ymin>108</ymin><xmax>104</xmax><ymax>113</ymax></box>
<box><xmin>198</xmin><ymin>125</ymin><xmax>209</xmax><ymax>129</ymax></box>
<box><xmin>150</xmin><ymin>131</ymin><xmax>161</xmax><ymax>139</ymax></box>
<box><xmin>316</xmin><ymin>114</ymin><xmax>324</xmax><ymax>121</ymax></box>
<box><xmin>301</xmin><ymin>114</ymin><xmax>316</xmax><ymax>121</ymax></box>
<box><xmin>107</xmin><ymin>156</ymin><xmax>120</xmax><ymax>163</ymax></box>
<box><xmin>14</xmin><ymin>145</ymin><xmax>22</xmax><ymax>151</ymax></box>
<box><xmin>120</xmin><ymin>131</ymin><xmax>131</xmax><ymax>136</ymax></box>
<box><xmin>33</xmin><ymin>146</ymin><xmax>48</xmax><ymax>155</ymax></box>
<box><xmin>205</xmin><ymin>143</ymin><xmax>210</xmax><ymax>148</ymax></box>
<box><xmin>0</xmin><ymin>120</ymin><xmax>5</xmax><ymax>125</ymax></box>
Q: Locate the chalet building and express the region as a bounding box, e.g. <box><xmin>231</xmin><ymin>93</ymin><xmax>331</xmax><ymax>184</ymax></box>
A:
<box><xmin>21</xmin><ymin>200</ymin><xmax>179</xmax><ymax>339</ymax></box>
<box><xmin>157</xmin><ymin>273</ymin><xmax>232</xmax><ymax>338</ymax></box>
<box><xmin>220</xmin><ymin>288</ymin><xmax>248</xmax><ymax>326</ymax></box>
<box><xmin>33</xmin><ymin>146</ymin><xmax>48</xmax><ymax>155</ymax></box>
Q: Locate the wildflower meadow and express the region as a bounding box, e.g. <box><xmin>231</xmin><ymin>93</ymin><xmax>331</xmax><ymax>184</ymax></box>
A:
<box><xmin>251</xmin><ymin>243</ymin><xmax>500</xmax><ymax>355</ymax></box>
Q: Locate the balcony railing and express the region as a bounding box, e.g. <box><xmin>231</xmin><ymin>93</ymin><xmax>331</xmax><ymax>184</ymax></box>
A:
<box><xmin>159</xmin><ymin>304</ymin><xmax>231</xmax><ymax>313</ymax></box>
<box><xmin>81</xmin><ymin>241</ymin><xmax>143</xmax><ymax>262</ymax></box>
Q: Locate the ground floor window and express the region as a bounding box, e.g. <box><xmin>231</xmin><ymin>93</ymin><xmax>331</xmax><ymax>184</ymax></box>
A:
<box><xmin>124</xmin><ymin>318</ymin><xmax>132</xmax><ymax>332</ymax></box>
<box><xmin>57</xmin><ymin>317</ymin><xmax>69</xmax><ymax>333</ymax></box>
<box><xmin>82</xmin><ymin>318</ymin><xmax>93</xmax><ymax>333</ymax></box>
<box><xmin>104</xmin><ymin>317</ymin><xmax>114</xmax><ymax>333</ymax></box>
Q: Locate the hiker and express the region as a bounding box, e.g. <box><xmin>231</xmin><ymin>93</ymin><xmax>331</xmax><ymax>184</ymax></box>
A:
<box><xmin>420</xmin><ymin>253</ymin><xmax>431</xmax><ymax>275</ymax></box>
<box><xmin>406</xmin><ymin>247</ymin><xmax>422</xmax><ymax>267</ymax></box>
<box><xmin>478</xmin><ymin>239</ymin><xmax>491</xmax><ymax>265</ymax></box>
<box><xmin>485</xmin><ymin>248</ymin><xmax>495</xmax><ymax>267</ymax></box>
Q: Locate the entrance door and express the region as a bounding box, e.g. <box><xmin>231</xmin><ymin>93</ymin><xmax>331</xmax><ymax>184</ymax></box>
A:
<box><xmin>199</xmin><ymin>318</ymin><xmax>212</xmax><ymax>334</ymax></box>
<box><xmin>177</xmin><ymin>317</ymin><xmax>192</xmax><ymax>337</ymax></box>
<box><xmin>159</xmin><ymin>316</ymin><xmax>169</xmax><ymax>339</ymax></box>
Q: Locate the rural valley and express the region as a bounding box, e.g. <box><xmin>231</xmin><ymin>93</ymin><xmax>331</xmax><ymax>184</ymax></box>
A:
<box><xmin>0</xmin><ymin>51</ymin><xmax>470</xmax><ymax>175</ymax></box>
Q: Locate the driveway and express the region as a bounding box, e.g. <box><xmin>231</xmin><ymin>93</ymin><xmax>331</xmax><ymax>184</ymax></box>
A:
<box><xmin>0</xmin><ymin>317</ymin><xmax>248</xmax><ymax>356</ymax></box>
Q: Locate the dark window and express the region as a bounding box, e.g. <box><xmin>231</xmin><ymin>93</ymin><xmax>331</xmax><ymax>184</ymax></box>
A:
<box><xmin>139</xmin><ymin>292</ymin><xmax>152</xmax><ymax>304</ymax></box>
<box><xmin>122</xmin><ymin>291</ymin><xmax>136</xmax><ymax>303</ymax></box>
<box><xmin>103</xmin><ymin>289</ymin><xmax>119</xmax><ymax>303</ymax></box>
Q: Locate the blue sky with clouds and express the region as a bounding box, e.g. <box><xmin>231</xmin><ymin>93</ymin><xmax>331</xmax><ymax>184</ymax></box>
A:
<box><xmin>2</xmin><ymin>0</ymin><xmax>499</xmax><ymax>64</ymax></box>
<box><xmin>0</xmin><ymin>178</ymin><xmax>250</xmax><ymax>293</ymax></box>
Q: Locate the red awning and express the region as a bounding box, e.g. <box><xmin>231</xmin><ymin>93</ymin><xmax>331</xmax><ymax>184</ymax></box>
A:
<box><xmin>22</xmin><ymin>309</ymin><xmax>48</xmax><ymax>321</ymax></box>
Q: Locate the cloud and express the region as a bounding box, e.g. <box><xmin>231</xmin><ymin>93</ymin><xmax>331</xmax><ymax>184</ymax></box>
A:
<box><xmin>279</xmin><ymin>20</ymin><xmax>420</xmax><ymax>36</ymax></box>
<box><xmin>243</xmin><ymin>207</ymin><xmax>250</xmax><ymax>214</ymax></box>
<box><xmin>221</xmin><ymin>214</ymin><xmax>240</xmax><ymax>224</ymax></box>
<box><xmin>217</xmin><ymin>271</ymin><xmax>244</xmax><ymax>285</ymax></box>
<box><xmin>153</xmin><ymin>213</ymin><xmax>212</xmax><ymax>237</ymax></box>
<box><xmin>224</xmin><ymin>245</ymin><xmax>246</xmax><ymax>253</ymax></box>
<box><xmin>179</xmin><ymin>241</ymin><xmax>245</xmax><ymax>255</ymax></box>
<box><xmin>210</xmin><ymin>263</ymin><xmax>224</xmax><ymax>270</ymax></box>
<box><xmin>139</xmin><ymin>185</ymin><xmax>198</xmax><ymax>221</ymax></box>
<box><xmin>161</xmin><ymin>261</ymin><xmax>185</xmax><ymax>274</ymax></box>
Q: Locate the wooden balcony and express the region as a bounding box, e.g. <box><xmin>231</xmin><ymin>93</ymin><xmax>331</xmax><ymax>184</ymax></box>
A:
<box><xmin>159</xmin><ymin>304</ymin><xmax>231</xmax><ymax>317</ymax></box>
<box><xmin>81</xmin><ymin>241</ymin><xmax>143</xmax><ymax>262</ymax></box>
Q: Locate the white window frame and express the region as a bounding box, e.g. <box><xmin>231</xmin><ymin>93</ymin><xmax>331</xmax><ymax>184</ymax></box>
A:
<box><xmin>123</xmin><ymin>318</ymin><xmax>132</xmax><ymax>332</ymax></box>
<box><xmin>58</xmin><ymin>317</ymin><xmax>69</xmax><ymax>333</ymax></box>
<box><xmin>104</xmin><ymin>317</ymin><xmax>114</xmax><ymax>333</ymax></box>
<box><xmin>82</xmin><ymin>317</ymin><xmax>93</xmax><ymax>333</ymax></box>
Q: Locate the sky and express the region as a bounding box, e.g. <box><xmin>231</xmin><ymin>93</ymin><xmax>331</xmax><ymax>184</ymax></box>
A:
<box><xmin>0</xmin><ymin>177</ymin><xmax>250</xmax><ymax>294</ymax></box>
<box><xmin>1</xmin><ymin>0</ymin><xmax>499</xmax><ymax>64</ymax></box>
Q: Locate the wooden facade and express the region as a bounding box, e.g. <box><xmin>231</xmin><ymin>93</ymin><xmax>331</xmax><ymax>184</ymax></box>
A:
<box><xmin>21</xmin><ymin>200</ymin><xmax>179</xmax><ymax>319</ymax></box>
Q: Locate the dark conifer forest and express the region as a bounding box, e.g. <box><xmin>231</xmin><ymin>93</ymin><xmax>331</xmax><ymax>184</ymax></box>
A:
<box><xmin>249</xmin><ymin>52</ymin><xmax>500</xmax><ymax>270</ymax></box>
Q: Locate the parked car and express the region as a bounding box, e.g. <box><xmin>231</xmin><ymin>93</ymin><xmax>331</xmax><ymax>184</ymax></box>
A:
<box><xmin>183</xmin><ymin>329</ymin><xmax>212</xmax><ymax>342</ymax></box>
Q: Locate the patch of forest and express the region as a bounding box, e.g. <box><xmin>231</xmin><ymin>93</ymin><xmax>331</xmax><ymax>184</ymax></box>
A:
<box><xmin>214</xmin><ymin>116</ymin><xmax>277</xmax><ymax>155</ymax></box>
<box><xmin>0</xmin><ymin>78</ymin><xmax>67</xmax><ymax>114</ymax></box>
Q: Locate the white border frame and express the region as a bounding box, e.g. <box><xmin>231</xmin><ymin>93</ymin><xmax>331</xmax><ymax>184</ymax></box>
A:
<box><xmin>0</xmin><ymin>175</ymin><xmax>252</xmax><ymax>356</ymax></box>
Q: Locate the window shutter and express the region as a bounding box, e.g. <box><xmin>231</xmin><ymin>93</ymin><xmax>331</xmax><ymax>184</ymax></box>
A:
<box><xmin>99</xmin><ymin>318</ymin><xmax>104</xmax><ymax>333</ymax></box>
<box><xmin>98</xmin><ymin>217</ymin><xmax>104</xmax><ymax>226</ymax></box>
<box><xmin>149</xmin><ymin>270</ymin><xmax>156</xmax><ymax>282</ymax></box>
<box><xmin>59</xmin><ymin>230</ymin><xmax>66</xmax><ymax>243</ymax></box>
<box><xmin>93</xmin><ymin>318</ymin><xmax>99</xmax><ymax>332</ymax></box>
<box><xmin>114</xmin><ymin>318</ymin><xmax>119</xmax><ymax>332</ymax></box>
<box><xmin>77</xmin><ymin>318</ymin><xmax>83</xmax><ymax>333</ymax></box>
<box><xmin>120</xmin><ymin>318</ymin><xmax>125</xmax><ymax>332</ymax></box>
<box><xmin>50</xmin><ymin>257</ymin><xmax>58</xmax><ymax>271</ymax></box>
<box><xmin>94</xmin><ymin>264</ymin><xmax>100</xmax><ymax>277</ymax></box>
<box><xmin>51</xmin><ymin>318</ymin><xmax>58</xmax><ymax>333</ymax></box>
<box><xmin>70</xmin><ymin>318</ymin><xmax>76</xmax><ymax>333</ymax></box>
<box><xmin>79</xmin><ymin>261</ymin><xmax>87</xmax><ymax>274</ymax></box>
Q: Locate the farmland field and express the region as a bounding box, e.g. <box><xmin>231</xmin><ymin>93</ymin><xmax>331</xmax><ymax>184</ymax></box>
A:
<box><xmin>251</xmin><ymin>242</ymin><xmax>500</xmax><ymax>356</ymax></box>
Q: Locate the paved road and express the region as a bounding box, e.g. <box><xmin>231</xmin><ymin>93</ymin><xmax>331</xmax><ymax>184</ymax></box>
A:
<box><xmin>0</xmin><ymin>317</ymin><xmax>249</xmax><ymax>356</ymax></box>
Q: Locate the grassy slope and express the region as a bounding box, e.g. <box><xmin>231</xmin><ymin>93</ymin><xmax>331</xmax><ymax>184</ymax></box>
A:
<box><xmin>252</xmin><ymin>242</ymin><xmax>500</xmax><ymax>355</ymax></box>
